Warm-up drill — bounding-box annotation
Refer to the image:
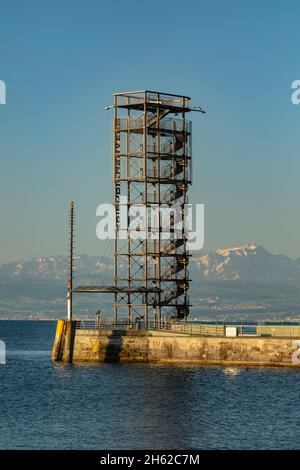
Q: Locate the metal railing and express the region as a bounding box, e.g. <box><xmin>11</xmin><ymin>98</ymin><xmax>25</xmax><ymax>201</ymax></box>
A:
<box><xmin>75</xmin><ymin>320</ymin><xmax>225</xmax><ymax>335</ymax></box>
<box><xmin>76</xmin><ymin>320</ymin><xmax>128</xmax><ymax>330</ymax></box>
<box><xmin>75</xmin><ymin>320</ymin><xmax>300</xmax><ymax>338</ymax></box>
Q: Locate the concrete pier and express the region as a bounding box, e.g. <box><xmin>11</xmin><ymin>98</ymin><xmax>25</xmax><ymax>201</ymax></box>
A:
<box><xmin>51</xmin><ymin>320</ymin><xmax>300</xmax><ymax>367</ymax></box>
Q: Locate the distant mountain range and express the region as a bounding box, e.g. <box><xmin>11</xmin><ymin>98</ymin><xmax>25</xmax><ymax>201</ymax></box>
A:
<box><xmin>0</xmin><ymin>255</ymin><xmax>113</xmax><ymax>281</ymax></box>
<box><xmin>1</xmin><ymin>243</ymin><xmax>300</xmax><ymax>282</ymax></box>
<box><xmin>1</xmin><ymin>244</ymin><xmax>300</xmax><ymax>320</ymax></box>
<box><xmin>192</xmin><ymin>243</ymin><xmax>300</xmax><ymax>281</ymax></box>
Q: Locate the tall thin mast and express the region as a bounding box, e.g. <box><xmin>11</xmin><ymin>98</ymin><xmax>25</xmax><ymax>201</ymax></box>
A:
<box><xmin>67</xmin><ymin>201</ymin><xmax>75</xmax><ymax>321</ymax></box>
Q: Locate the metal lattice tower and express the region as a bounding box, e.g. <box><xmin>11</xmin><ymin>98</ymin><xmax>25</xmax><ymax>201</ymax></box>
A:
<box><xmin>113</xmin><ymin>90</ymin><xmax>199</xmax><ymax>328</ymax></box>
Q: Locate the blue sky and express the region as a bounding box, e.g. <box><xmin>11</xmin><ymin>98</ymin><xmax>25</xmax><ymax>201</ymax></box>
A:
<box><xmin>0</xmin><ymin>0</ymin><xmax>299</xmax><ymax>264</ymax></box>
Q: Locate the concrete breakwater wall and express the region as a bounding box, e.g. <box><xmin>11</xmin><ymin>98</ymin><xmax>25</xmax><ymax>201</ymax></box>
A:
<box><xmin>52</xmin><ymin>320</ymin><xmax>300</xmax><ymax>367</ymax></box>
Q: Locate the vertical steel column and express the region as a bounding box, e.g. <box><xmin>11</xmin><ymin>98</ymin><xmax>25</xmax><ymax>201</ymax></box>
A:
<box><xmin>143</xmin><ymin>92</ymin><xmax>148</xmax><ymax>328</ymax></box>
<box><xmin>113</xmin><ymin>95</ymin><xmax>118</xmax><ymax>325</ymax></box>
<box><xmin>127</xmin><ymin>107</ymin><xmax>131</xmax><ymax>326</ymax></box>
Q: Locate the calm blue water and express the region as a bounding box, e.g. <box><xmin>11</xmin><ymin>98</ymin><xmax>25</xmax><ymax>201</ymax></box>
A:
<box><xmin>0</xmin><ymin>321</ymin><xmax>300</xmax><ymax>449</ymax></box>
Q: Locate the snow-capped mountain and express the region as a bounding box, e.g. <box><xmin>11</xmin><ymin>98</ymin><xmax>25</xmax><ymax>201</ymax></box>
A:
<box><xmin>1</xmin><ymin>243</ymin><xmax>300</xmax><ymax>282</ymax></box>
<box><xmin>192</xmin><ymin>243</ymin><xmax>300</xmax><ymax>281</ymax></box>
<box><xmin>0</xmin><ymin>255</ymin><xmax>113</xmax><ymax>280</ymax></box>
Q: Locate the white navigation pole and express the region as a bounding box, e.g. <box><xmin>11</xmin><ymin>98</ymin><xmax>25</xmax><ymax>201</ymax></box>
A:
<box><xmin>67</xmin><ymin>201</ymin><xmax>75</xmax><ymax>321</ymax></box>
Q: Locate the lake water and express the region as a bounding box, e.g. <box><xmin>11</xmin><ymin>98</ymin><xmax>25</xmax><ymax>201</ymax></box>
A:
<box><xmin>0</xmin><ymin>320</ymin><xmax>299</xmax><ymax>449</ymax></box>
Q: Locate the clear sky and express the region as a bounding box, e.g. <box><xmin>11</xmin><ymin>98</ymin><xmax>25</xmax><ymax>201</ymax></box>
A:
<box><xmin>0</xmin><ymin>0</ymin><xmax>299</xmax><ymax>264</ymax></box>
